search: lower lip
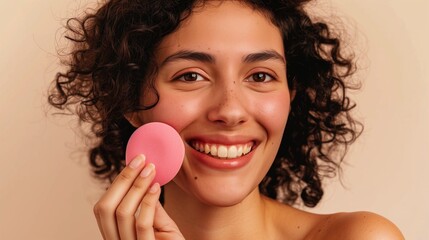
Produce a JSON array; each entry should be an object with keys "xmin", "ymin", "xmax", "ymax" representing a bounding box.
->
[{"xmin": 189, "ymin": 146, "xmax": 255, "ymax": 170}]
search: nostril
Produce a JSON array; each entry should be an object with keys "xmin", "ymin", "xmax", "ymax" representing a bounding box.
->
[{"xmin": 205, "ymin": 84, "xmax": 249, "ymax": 123}]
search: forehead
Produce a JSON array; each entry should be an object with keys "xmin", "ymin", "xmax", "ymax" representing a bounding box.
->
[{"xmin": 155, "ymin": 1, "xmax": 284, "ymax": 61}]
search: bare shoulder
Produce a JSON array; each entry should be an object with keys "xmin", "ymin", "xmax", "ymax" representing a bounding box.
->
[
  {"xmin": 308, "ymin": 211, "xmax": 405, "ymax": 240},
  {"xmin": 264, "ymin": 197, "xmax": 404, "ymax": 240}
]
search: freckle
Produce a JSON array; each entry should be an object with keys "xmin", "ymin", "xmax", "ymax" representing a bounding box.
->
[
  {"xmin": 194, "ymin": 176, "xmax": 198, "ymax": 180},
  {"xmin": 297, "ymin": 225, "xmax": 301, "ymax": 229}
]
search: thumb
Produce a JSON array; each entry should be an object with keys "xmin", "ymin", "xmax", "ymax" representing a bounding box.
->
[
  {"xmin": 153, "ymin": 201, "xmax": 185, "ymax": 239},
  {"xmin": 153, "ymin": 201, "xmax": 181, "ymax": 232}
]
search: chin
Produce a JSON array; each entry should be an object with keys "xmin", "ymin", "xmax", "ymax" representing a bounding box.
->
[{"xmin": 190, "ymin": 178, "xmax": 258, "ymax": 207}]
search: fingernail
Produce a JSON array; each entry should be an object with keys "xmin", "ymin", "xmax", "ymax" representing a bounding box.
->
[
  {"xmin": 140, "ymin": 163, "xmax": 155, "ymax": 177},
  {"xmin": 149, "ymin": 182, "xmax": 160, "ymax": 193},
  {"xmin": 129, "ymin": 155, "xmax": 145, "ymax": 169}
]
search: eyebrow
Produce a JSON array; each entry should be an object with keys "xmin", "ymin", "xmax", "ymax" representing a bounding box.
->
[
  {"xmin": 160, "ymin": 50, "xmax": 215, "ymax": 66},
  {"xmin": 242, "ymin": 50, "xmax": 285, "ymax": 65},
  {"xmin": 160, "ymin": 49, "xmax": 285, "ymax": 66}
]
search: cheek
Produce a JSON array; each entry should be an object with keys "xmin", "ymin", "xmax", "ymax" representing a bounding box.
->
[
  {"xmin": 142, "ymin": 92, "xmax": 204, "ymax": 131},
  {"xmin": 254, "ymin": 91, "xmax": 290, "ymax": 134}
]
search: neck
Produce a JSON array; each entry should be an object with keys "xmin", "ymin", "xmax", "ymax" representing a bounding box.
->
[{"xmin": 163, "ymin": 182, "xmax": 274, "ymax": 240}]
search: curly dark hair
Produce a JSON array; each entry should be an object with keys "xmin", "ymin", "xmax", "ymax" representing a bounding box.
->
[{"xmin": 48, "ymin": 0, "xmax": 362, "ymax": 207}]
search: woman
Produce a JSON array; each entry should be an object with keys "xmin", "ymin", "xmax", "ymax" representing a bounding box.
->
[{"xmin": 49, "ymin": 0, "xmax": 404, "ymax": 239}]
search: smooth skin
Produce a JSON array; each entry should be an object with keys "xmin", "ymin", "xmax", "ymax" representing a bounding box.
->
[{"xmin": 94, "ymin": 1, "xmax": 404, "ymax": 239}]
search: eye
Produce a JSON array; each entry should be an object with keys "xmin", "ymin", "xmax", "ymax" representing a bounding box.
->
[
  {"xmin": 174, "ymin": 72, "xmax": 205, "ymax": 82},
  {"xmin": 247, "ymin": 72, "xmax": 275, "ymax": 82}
]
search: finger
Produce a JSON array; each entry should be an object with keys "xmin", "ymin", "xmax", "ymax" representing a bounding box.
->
[
  {"xmin": 153, "ymin": 202, "xmax": 185, "ymax": 240},
  {"xmin": 93, "ymin": 210, "xmax": 107, "ymax": 240},
  {"xmin": 153, "ymin": 201, "xmax": 180, "ymax": 232},
  {"xmin": 117, "ymin": 163, "xmax": 156, "ymax": 240},
  {"xmin": 136, "ymin": 182, "xmax": 161, "ymax": 240},
  {"xmin": 94, "ymin": 155, "xmax": 146, "ymax": 240}
]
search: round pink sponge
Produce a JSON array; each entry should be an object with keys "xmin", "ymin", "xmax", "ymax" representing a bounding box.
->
[{"xmin": 125, "ymin": 122, "xmax": 185, "ymax": 186}]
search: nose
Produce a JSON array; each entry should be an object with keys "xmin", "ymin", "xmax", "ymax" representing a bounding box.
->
[{"xmin": 207, "ymin": 84, "xmax": 249, "ymax": 127}]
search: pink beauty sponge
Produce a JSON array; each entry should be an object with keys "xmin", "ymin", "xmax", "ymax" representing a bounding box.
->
[{"xmin": 125, "ymin": 122, "xmax": 185, "ymax": 186}]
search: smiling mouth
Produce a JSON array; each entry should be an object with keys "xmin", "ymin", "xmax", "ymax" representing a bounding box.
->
[{"xmin": 190, "ymin": 141, "xmax": 254, "ymax": 159}]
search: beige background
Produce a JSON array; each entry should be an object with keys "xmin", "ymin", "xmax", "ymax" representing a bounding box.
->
[{"xmin": 1, "ymin": 0, "xmax": 428, "ymax": 239}]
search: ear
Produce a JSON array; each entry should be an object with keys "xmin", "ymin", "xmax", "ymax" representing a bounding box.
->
[
  {"xmin": 289, "ymin": 89, "xmax": 296, "ymax": 113},
  {"xmin": 124, "ymin": 112, "xmax": 144, "ymax": 128},
  {"xmin": 289, "ymin": 89, "xmax": 296, "ymax": 102}
]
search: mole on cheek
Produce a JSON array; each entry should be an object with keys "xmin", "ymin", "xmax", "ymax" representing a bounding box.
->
[{"xmin": 194, "ymin": 176, "xmax": 198, "ymax": 180}]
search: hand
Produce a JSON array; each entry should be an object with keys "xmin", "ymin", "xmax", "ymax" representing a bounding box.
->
[{"xmin": 93, "ymin": 155, "xmax": 185, "ymax": 240}]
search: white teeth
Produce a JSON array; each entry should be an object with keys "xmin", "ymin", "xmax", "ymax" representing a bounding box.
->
[
  {"xmin": 210, "ymin": 145, "xmax": 217, "ymax": 156},
  {"xmin": 245, "ymin": 145, "xmax": 251, "ymax": 153},
  {"xmin": 192, "ymin": 142, "xmax": 253, "ymax": 159},
  {"xmin": 218, "ymin": 145, "xmax": 228, "ymax": 158},
  {"xmin": 227, "ymin": 146, "xmax": 237, "ymax": 158},
  {"xmin": 237, "ymin": 146, "xmax": 243, "ymax": 156}
]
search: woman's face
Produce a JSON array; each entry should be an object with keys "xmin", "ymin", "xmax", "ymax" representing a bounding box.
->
[{"xmin": 133, "ymin": 1, "xmax": 291, "ymax": 206}]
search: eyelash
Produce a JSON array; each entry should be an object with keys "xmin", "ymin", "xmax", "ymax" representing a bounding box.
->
[
  {"xmin": 173, "ymin": 71, "xmax": 276, "ymax": 82},
  {"xmin": 173, "ymin": 72, "xmax": 205, "ymax": 82},
  {"xmin": 246, "ymin": 72, "xmax": 275, "ymax": 83}
]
